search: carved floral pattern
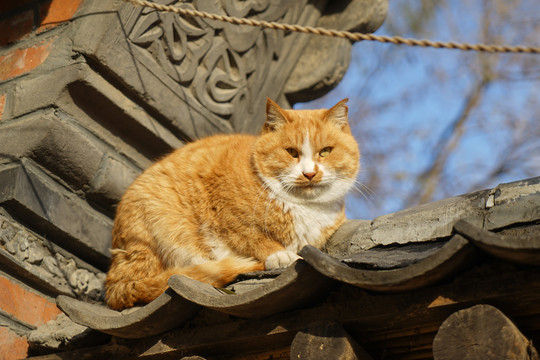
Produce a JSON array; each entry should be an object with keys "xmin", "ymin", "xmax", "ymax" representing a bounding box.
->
[
  {"xmin": 130, "ymin": 1, "xmax": 214, "ymax": 84},
  {"xmin": 128, "ymin": 0, "xmax": 288, "ymax": 125}
]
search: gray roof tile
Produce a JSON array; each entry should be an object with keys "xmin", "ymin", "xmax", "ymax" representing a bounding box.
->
[
  {"xmin": 55, "ymin": 176, "xmax": 540, "ymax": 343},
  {"xmin": 300, "ymin": 235, "xmax": 476, "ymax": 292},
  {"xmin": 57, "ymin": 289, "xmax": 199, "ymax": 338}
]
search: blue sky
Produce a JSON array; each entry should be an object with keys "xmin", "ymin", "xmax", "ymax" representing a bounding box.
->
[{"xmin": 295, "ymin": 0, "xmax": 540, "ymax": 219}]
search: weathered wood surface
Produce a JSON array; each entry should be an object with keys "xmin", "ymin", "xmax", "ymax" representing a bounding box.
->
[
  {"xmin": 299, "ymin": 235, "xmax": 478, "ymax": 292},
  {"xmin": 290, "ymin": 321, "xmax": 372, "ymax": 360},
  {"xmin": 32, "ymin": 265, "xmax": 540, "ymax": 360},
  {"xmin": 433, "ymin": 304, "xmax": 539, "ymax": 360}
]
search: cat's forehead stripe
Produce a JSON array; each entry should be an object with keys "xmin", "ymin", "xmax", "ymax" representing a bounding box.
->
[
  {"xmin": 301, "ymin": 131, "xmax": 312, "ymax": 154},
  {"xmin": 300, "ymin": 131, "xmax": 316, "ymax": 173}
]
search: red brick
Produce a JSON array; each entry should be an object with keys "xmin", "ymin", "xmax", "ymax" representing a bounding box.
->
[
  {"xmin": 0, "ymin": 276, "xmax": 61, "ymax": 328},
  {"xmin": 0, "ymin": 94, "xmax": 6, "ymax": 121},
  {"xmin": 38, "ymin": 0, "xmax": 83, "ymax": 32},
  {"xmin": 0, "ymin": 38, "xmax": 55, "ymax": 81},
  {"xmin": 0, "ymin": 11, "xmax": 34, "ymax": 46},
  {"xmin": 0, "ymin": 327, "xmax": 29, "ymax": 360}
]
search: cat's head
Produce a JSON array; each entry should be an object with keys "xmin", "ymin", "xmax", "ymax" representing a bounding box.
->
[{"xmin": 252, "ymin": 98, "xmax": 360, "ymax": 204}]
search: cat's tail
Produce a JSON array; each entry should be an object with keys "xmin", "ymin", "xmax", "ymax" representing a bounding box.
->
[
  {"xmin": 172, "ymin": 256, "xmax": 265, "ymax": 288},
  {"xmin": 105, "ymin": 256, "xmax": 264, "ymax": 310}
]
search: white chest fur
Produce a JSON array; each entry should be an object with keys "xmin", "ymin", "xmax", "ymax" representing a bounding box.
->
[{"xmin": 283, "ymin": 201, "xmax": 342, "ymax": 252}]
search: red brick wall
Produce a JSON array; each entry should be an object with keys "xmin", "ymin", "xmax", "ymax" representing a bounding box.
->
[
  {"xmin": 0, "ymin": 93, "xmax": 5, "ymax": 120},
  {"xmin": 0, "ymin": 327, "xmax": 29, "ymax": 360},
  {"xmin": 0, "ymin": 1, "xmax": 83, "ymax": 358},
  {"xmin": 0, "ymin": 0, "xmax": 82, "ymax": 47},
  {"xmin": 0, "ymin": 275, "xmax": 62, "ymax": 360},
  {"xmin": 0, "ymin": 38, "xmax": 55, "ymax": 82},
  {"xmin": 0, "ymin": 276, "xmax": 62, "ymax": 328},
  {"xmin": 0, "ymin": 0, "xmax": 83, "ymax": 81}
]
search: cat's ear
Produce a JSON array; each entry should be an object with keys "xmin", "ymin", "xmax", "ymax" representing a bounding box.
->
[
  {"xmin": 263, "ymin": 98, "xmax": 288, "ymax": 133},
  {"xmin": 327, "ymin": 98, "xmax": 349, "ymax": 129}
]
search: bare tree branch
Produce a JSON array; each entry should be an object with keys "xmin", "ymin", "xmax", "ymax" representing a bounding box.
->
[{"xmin": 404, "ymin": 77, "xmax": 490, "ymax": 207}]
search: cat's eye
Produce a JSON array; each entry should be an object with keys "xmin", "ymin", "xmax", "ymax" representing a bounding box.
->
[
  {"xmin": 319, "ymin": 147, "xmax": 333, "ymax": 157},
  {"xmin": 286, "ymin": 148, "xmax": 299, "ymax": 158}
]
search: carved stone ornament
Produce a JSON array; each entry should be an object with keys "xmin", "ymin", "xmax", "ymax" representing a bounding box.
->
[
  {"xmin": 121, "ymin": 0, "xmax": 325, "ymax": 136},
  {"xmin": 71, "ymin": 0, "xmax": 387, "ymax": 138},
  {"xmin": 0, "ymin": 215, "xmax": 105, "ymax": 302},
  {"xmin": 129, "ymin": 0, "xmax": 287, "ymax": 124}
]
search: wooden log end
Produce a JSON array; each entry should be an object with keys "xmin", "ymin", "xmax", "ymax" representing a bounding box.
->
[{"xmin": 433, "ymin": 304, "xmax": 539, "ymax": 360}]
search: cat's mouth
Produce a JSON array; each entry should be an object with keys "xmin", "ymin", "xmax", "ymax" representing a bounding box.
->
[
  {"xmin": 291, "ymin": 182, "xmax": 328, "ymax": 196},
  {"xmin": 295, "ymin": 181, "xmax": 320, "ymax": 189}
]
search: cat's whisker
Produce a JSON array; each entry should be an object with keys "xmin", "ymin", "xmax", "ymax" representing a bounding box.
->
[
  {"xmin": 356, "ymin": 182, "xmax": 375, "ymax": 199},
  {"xmin": 346, "ymin": 178, "xmax": 375, "ymax": 199},
  {"xmin": 317, "ymin": 174, "xmax": 375, "ymax": 203},
  {"xmin": 339, "ymin": 178, "xmax": 374, "ymax": 200}
]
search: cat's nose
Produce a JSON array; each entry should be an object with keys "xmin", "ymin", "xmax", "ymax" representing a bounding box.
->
[{"xmin": 303, "ymin": 172, "xmax": 316, "ymax": 181}]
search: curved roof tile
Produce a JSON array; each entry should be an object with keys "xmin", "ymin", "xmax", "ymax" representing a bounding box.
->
[
  {"xmin": 454, "ymin": 220, "xmax": 540, "ymax": 266},
  {"xmin": 56, "ymin": 289, "xmax": 199, "ymax": 338},
  {"xmin": 299, "ymin": 235, "xmax": 478, "ymax": 292},
  {"xmin": 168, "ymin": 260, "xmax": 336, "ymax": 318}
]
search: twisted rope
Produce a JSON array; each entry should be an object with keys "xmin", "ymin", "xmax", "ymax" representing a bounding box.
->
[{"xmin": 122, "ymin": 0, "xmax": 540, "ymax": 54}]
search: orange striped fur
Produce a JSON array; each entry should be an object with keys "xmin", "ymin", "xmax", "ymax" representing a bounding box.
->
[{"xmin": 105, "ymin": 99, "xmax": 360, "ymax": 309}]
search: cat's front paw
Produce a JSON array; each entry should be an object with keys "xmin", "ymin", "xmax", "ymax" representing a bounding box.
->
[{"xmin": 265, "ymin": 250, "xmax": 301, "ymax": 270}]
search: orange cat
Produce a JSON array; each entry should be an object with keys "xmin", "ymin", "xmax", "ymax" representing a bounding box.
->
[{"xmin": 105, "ymin": 99, "xmax": 360, "ymax": 309}]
